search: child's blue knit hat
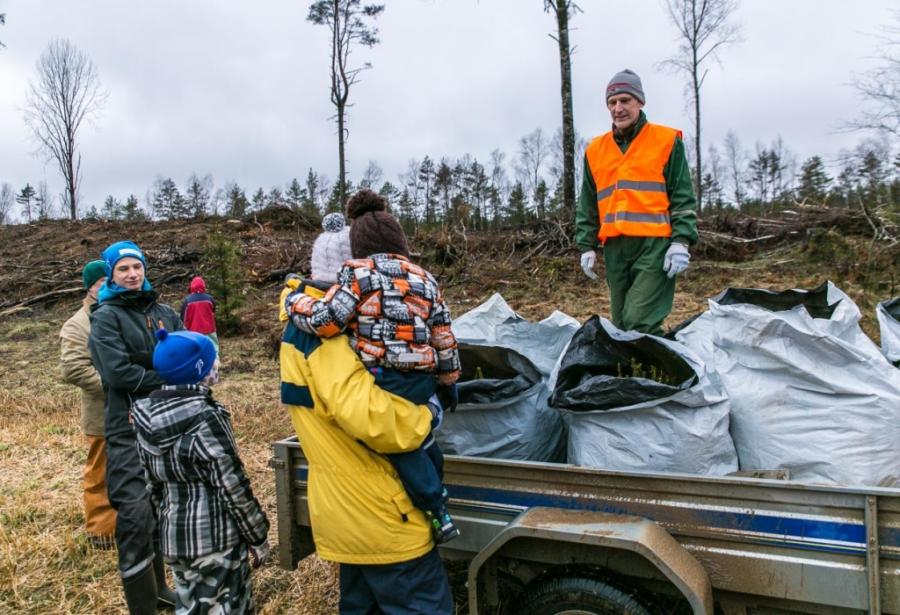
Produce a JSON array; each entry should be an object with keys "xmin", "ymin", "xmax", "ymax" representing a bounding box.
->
[{"xmin": 152, "ymin": 329, "xmax": 217, "ymax": 385}]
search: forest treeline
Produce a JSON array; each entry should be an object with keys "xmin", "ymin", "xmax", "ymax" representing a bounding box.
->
[{"xmin": 3, "ymin": 128, "xmax": 897, "ymax": 232}]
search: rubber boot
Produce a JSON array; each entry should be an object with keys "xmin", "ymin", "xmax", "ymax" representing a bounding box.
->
[
  {"xmin": 122, "ymin": 566, "xmax": 158, "ymax": 615},
  {"xmin": 153, "ymin": 552, "xmax": 178, "ymax": 610}
]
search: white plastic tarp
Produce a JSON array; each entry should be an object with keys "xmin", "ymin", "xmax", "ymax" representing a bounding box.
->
[
  {"xmin": 437, "ymin": 294, "xmax": 579, "ymax": 462},
  {"xmin": 677, "ymin": 282, "xmax": 900, "ymax": 487},
  {"xmin": 877, "ymin": 298, "xmax": 900, "ymax": 366},
  {"xmin": 554, "ymin": 317, "xmax": 738, "ymax": 476}
]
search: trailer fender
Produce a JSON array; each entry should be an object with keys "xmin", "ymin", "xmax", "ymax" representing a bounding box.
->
[{"xmin": 466, "ymin": 507, "xmax": 713, "ymax": 615}]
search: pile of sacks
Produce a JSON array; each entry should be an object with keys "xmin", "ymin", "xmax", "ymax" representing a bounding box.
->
[
  {"xmin": 446, "ymin": 286, "xmax": 900, "ymax": 488},
  {"xmin": 671, "ymin": 282, "xmax": 900, "ymax": 487}
]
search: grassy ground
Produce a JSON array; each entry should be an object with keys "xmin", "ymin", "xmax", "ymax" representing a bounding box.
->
[
  {"xmin": 0, "ymin": 320, "xmax": 338, "ymax": 614},
  {"xmin": 0, "ymin": 237, "xmax": 893, "ymax": 613}
]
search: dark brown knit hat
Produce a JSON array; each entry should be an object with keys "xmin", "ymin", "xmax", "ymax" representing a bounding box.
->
[{"xmin": 346, "ymin": 189, "xmax": 410, "ymax": 259}]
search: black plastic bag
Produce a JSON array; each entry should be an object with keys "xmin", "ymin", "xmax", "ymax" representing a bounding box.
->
[
  {"xmin": 456, "ymin": 344, "xmax": 541, "ymax": 404},
  {"xmin": 551, "ymin": 316, "xmax": 696, "ymax": 412}
]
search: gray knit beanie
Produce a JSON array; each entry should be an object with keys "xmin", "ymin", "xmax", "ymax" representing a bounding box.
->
[{"xmin": 606, "ymin": 69, "xmax": 645, "ymax": 104}]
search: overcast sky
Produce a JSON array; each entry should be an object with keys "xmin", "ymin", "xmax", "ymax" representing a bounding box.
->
[{"xmin": 0, "ymin": 1, "xmax": 895, "ymax": 216}]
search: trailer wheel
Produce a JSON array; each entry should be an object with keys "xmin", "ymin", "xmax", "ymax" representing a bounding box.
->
[{"xmin": 513, "ymin": 576, "xmax": 651, "ymax": 615}]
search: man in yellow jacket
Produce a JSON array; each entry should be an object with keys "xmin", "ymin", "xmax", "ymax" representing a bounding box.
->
[
  {"xmin": 279, "ymin": 278, "xmax": 453, "ymax": 613},
  {"xmin": 59, "ymin": 260, "xmax": 116, "ymax": 548}
]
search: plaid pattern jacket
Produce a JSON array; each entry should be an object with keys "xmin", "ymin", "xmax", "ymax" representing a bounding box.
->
[
  {"xmin": 132, "ymin": 385, "xmax": 269, "ymax": 559},
  {"xmin": 285, "ymin": 253, "xmax": 461, "ymax": 385}
]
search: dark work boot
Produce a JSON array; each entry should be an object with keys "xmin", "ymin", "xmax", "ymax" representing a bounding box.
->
[
  {"xmin": 122, "ymin": 566, "xmax": 158, "ymax": 615},
  {"xmin": 153, "ymin": 552, "xmax": 178, "ymax": 610}
]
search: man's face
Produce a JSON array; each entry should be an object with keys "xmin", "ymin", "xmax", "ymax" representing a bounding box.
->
[
  {"xmin": 87, "ymin": 276, "xmax": 107, "ymax": 301},
  {"xmin": 111, "ymin": 257, "xmax": 145, "ymax": 290},
  {"xmin": 607, "ymin": 93, "xmax": 643, "ymax": 131}
]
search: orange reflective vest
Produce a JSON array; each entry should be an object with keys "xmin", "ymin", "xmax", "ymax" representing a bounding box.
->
[{"xmin": 585, "ymin": 123, "xmax": 680, "ymax": 244}]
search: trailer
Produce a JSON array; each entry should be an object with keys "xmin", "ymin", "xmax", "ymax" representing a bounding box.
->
[{"xmin": 270, "ymin": 436, "xmax": 900, "ymax": 614}]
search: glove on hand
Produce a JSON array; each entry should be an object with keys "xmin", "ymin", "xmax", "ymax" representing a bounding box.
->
[
  {"xmin": 249, "ymin": 541, "xmax": 270, "ymax": 569},
  {"xmin": 662, "ymin": 242, "xmax": 690, "ymax": 278},
  {"xmin": 580, "ymin": 250, "xmax": 599, "ymax": 280},
  {"xmin": 438, "ymin": 383, "xmax": 459, "ymax": 414},
  {"xmin": 129, "ymin": 351, "xmax": 154, "ymax": 370}
]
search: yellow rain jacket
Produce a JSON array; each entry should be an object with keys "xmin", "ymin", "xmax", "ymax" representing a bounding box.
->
[{"xmin": 279, "ymin": 280, "xmax": 435, "ymax": 564}]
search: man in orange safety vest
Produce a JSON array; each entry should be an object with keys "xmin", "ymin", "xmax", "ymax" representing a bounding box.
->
[{"xmin": 576, "ymin": 69, "xmax": 698, "ymax": 335}]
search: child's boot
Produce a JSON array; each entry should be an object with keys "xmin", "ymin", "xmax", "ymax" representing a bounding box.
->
[{"xmin": 427, "ymin": 505, "xmax": 460, "ymax": 544}]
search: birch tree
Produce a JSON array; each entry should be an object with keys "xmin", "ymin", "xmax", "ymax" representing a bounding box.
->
[{"xmin": 661, "ymin": 0, "xmax": 740, "ymax": 215}]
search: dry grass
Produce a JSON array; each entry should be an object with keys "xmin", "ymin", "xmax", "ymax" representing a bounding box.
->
[
  {"xmin": 0, "ymin": 315, "xmax": 338, "ymax": 614},
  {"xmin": 0, "ymin": 239, "xmax": 892, "ymax": 613}
]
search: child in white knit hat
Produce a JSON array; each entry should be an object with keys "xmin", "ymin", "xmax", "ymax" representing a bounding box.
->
[{"xmin": 310, "ymin": 212, "xmax": 353, "ymax": 284}]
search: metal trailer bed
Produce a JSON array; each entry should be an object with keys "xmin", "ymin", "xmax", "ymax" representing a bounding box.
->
[{"xmin": 271, "ymin": 436, "xmax": 900, "ymax": 614}]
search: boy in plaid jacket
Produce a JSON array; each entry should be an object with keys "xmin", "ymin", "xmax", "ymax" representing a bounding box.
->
[
  {"xmin": 132, "ymin": 329, "xmax": 269, "ymax": 614},
  {"xmin": 285, "ymin": 189, "xmax": 461, "ymax": 542}
]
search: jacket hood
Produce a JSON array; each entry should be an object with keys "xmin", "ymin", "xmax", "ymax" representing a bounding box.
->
[
  {"xmin": 131, "ymin": 385, "xmax": 218, "ymax": 452},
  {"xmin": 189, "ymin": 276, "xmax": 206, "ymax": 293}
]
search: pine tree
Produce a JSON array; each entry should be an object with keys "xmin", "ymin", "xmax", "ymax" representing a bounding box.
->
[
  {"xmin": 250, "ymin": 188, "xmax": 266, "ymax": 212},
  {"xmin": 286, "ymin": 178, "xmax": 306, "ymax": 211},
  {"xmin": 202, "ymin": 231, "xmax": 244, "ymax": 334},
  {"xmin": 16, "ymin": 184, "xmax": 36, "ymax": 223},
  {"xmin": 302, "ymin": 169, "xmax": 322, "ymax": 218},
  {"xmin": 506, "ymin": 182, "xmax": 527, "ymax": 225},
  {"xmin": 225, "ymin": 183, "xmax": 249, "ymax": 217},
  {"xmin": 533, "ymin": 179, "xmax": 549, "ymax": 220},
  {"xmin": 796, "ymin": 156, "xmax": 832, "ymax": 205},
  {"xmin": 325, "ymin": 179, "xmax": 352, "ymax": 213},
  {"xmin": 267, "ymin": 187, "xmax": 285, "ymax": 208},
  {"xmin": 102, "ymin": 195, "xmax": 122, "ymax": 220},
  {"xmin": 418, "ymin": 157, "xmax": 436, "ymax": 225},
  {"xmin": 122, "ymin": 194, "xmax": 147, "ymax": 221},
  {"xmin": 185, "ymin": 173, "xmax": 212, "ymax": 217},
  {"xmin": 151, "ymin": 177, "xmax": 188, "ymax": 219}
]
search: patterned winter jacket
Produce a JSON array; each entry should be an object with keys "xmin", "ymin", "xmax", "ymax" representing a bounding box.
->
[
  {"xmin": 285, "ymin": 253, "xmax": 461, "ymax": 385},
  {"xmin": 132, "ymin": 385, "xmax": 269, "ymax": 559}
]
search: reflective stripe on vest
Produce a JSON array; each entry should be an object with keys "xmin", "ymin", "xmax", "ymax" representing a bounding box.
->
[{"xmin": 585, "ymin": 123, "xmax": 680, "ymax": 243}]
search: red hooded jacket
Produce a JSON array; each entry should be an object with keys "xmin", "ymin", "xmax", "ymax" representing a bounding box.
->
[{"xmin": 180, "ymin": 276, "xmax": 217, "ymax": 334}]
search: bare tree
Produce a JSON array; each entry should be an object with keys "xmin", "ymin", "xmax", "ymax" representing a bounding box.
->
[
  {"xmin": 0, "ymin": 13, "xmax": 6, "ymax": 49},
  {"xmin": 24, "ymin": 39, "xmax": 107, "ymax": 220},
  {"xmin": 846, "ymin": 10, "xmax": 900, "ymax": 138},
  {"xmin": 543, "ymin": 1, "xmax": 581, "ymax": 216},
  {"xmin": 660, "ymin": 0, "xmax": 741, "ymax": 215},
  {"xmin": 360, "ymin": 159, "xmax": 383, "ymax": 188},
  {"xmin": 307, "ymin": 0, "xmax": 384, "ymax": 207},
  {"xmin": 35, "ymin": 180, "xmax": 54, "ymax": 220},
  {"xmin": 723, "ymin": 130, "xmax": 746, "ymax": 207},
  {"xmin": 515, "ymin": 128, "xmax": 551, "ymax": 213},
  {"xmin": 0, "ymin": 183, "xmax": 14, "ymax": 224}
]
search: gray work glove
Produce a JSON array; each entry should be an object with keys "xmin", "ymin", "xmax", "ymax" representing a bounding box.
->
[
  {"xmin": 580, "ymin": 250, "xmax": 599, "ymax": 280},
  {"xmin": 662, "ymin": 242, "xmax": 690, "ymax": 278}
]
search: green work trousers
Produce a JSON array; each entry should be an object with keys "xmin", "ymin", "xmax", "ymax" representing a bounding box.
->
[{"xmin": 603, "ymin": 236, "xmax": 675, "ymax": 336}]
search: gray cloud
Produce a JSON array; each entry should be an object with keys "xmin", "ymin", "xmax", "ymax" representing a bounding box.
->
[{"xmin": 0, "ymin": 0, "xmax": 894, "ymax": 215}]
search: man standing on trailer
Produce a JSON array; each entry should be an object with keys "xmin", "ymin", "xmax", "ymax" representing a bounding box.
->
[{"xmin": 576, "ymin": 69, "xmax": 698, "ymax": 335}]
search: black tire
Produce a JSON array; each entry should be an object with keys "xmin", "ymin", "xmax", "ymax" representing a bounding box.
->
[{"xmin": 514, "ymin": 576, "xmax": 652, "ymax": 615}]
